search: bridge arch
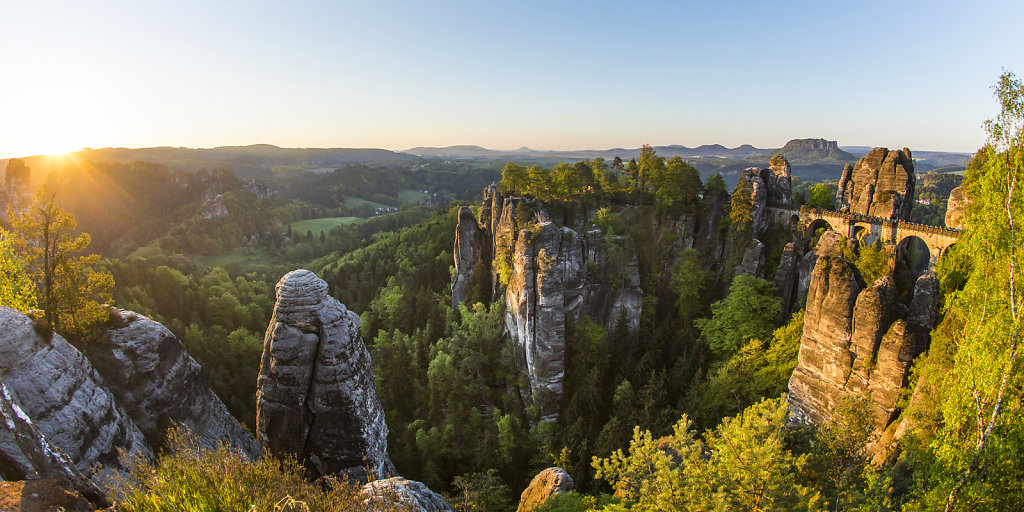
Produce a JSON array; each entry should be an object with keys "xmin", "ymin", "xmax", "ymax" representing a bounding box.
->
[
  {"xmin": 897, "ymin": 235, "xmax": 932, "ymax": 276},
  {"xmin": 806, "ymin": 218, "xmax": 834, "ymax": 241}
]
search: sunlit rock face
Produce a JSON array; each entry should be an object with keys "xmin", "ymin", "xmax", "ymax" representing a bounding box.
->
[
  {"xmin": 86, "ymin": 309, "xmax": 259, "ymax": 459},
  {"xmin": 836, "ymin": 147, "xmax": 916, "ymax": 220},
  {"xmin": 0, "ymin": 307, "xmax": 150, "ymax": 483},
  {"xmin": 517, "ymin": 467, "xmax": 575, "ymax": 512},
  {"xmin": 944, "ymin": 184, "xmax": 970, "ymax": 229},
  {"xmin": 256, "ymin": 269, "xmax": 394, "ymax": 482},
  {"xmin": 787, "ymin": 249, "xmax": 940, "ymax": 432},
  {"xmin": 360, "ymin": 477, "xmax": 454, "ymax": 512}
]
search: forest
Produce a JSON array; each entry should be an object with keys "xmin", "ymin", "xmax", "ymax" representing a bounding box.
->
[{"xmin": 0, "ymin": 75, "xmax": 1017, "ymax": 512}]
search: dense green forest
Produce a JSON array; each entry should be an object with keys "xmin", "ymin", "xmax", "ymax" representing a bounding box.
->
[{"xmin": 0, "ymin": 75, "xmax": 1015, "ymax": 511}]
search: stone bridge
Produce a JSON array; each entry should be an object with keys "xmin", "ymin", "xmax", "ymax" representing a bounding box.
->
[{"xmin": 765, "ymin": 206, "xmax": 961, "ymax": 268}]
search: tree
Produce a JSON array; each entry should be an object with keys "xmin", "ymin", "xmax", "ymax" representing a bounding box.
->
[
  {"xmin": 656, "ymin": 156, "xmax": 703, "ymax": 212},
  {"xmin": 7, "ymin": 188, "xmax": 113, "ymax": 337},
  {"xmin": 906, "ymin": 71, "xmax": 1024, "ymax": 511},
  {"xmin": 637, "ymin": 144, "xmax": 665, "ymax": 201},
  {"xmin": 0, "ymin": 229, "xmax": 36, "ymax": 311},
  {"xmin": 807, "ymin": 183, "xmax": 836, "ymax": 209},
  {"xmin": 696, "ymin": 274, "xmax": 781, "ymax": 355}
]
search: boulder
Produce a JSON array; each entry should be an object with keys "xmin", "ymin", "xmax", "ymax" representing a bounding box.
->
[
  {"xmin": 517, "ymin": 467, "xmax": 574, "ymax": 512},
  {"xmin": 836, "ymin": 147, "xmax": 916, "ymax": 220},
  {"xmin": 256, "ymin": 270, "xmax": 394, "ymax": 481},
  {"xmin": 86, "ymin": 309, "xmax": 259, "ymax": 458},
  {"xmin": 0, "ymin": 307, "xmax": 150, "ymax": 483},
  {"xmin": 360, "ymin": 477, "xmax": 453, "ymax": 512}
]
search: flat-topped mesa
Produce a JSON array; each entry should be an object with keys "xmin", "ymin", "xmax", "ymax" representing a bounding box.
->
[
  {"xmin": 86, "ymin": 309, "xmax": 259, "ymax": 459},
  {"xmin": 256, "ymin": 269, "xmax": 394, "ymax": 482},
  {"xmin": 836, "ymin": 147, "xmax": 916, "ymax": 220}
]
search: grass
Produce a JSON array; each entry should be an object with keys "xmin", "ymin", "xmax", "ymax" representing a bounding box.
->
[
  {"xmin": 194, "ymin": 247, "xmax": 271, "ymax": 268},
  {"xmin": 397, "ymin": 189, "xmax": 430, "ymax": 203},
  {"xmin": 343, "ymin": 197, "xmax": 391, "ymax": 209},
  {"xmin": 290, "ymin": 217, "xmax": 363, "ymax": 236}
]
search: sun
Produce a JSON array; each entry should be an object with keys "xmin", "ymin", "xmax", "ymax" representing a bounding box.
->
[{"xmin": 3, "ymin": 84, "xmax": 109, "ymax": 157}]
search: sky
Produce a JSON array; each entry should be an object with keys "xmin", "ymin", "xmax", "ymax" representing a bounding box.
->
[{"xmin": 2, "ymin": 0, "xmax": 1023, "ymax": 158}]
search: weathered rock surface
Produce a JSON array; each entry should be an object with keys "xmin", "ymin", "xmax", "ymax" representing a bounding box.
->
[
  {"xmin": 86, "ymin": 309, "xmax": 259, "ymax": 458},
  {"xmin": 741, "ymin": 168, "xmax": 770, "ymax": 239},
  {"xmin": 517, "ymin": 467, "xmax": 574, "ymax": 512},
  {"xmin": 945, "ymin": 184, "xmax": 970, "ymax": 229},
  {"xmin": 836, "ymin": 147, "xmax": 916, "ymax": 220},
  {"xmin": 737, "ymin": 239, "xmax": 766, "ymax": 278},
  {"xmin": 0, "ymin": 378, "xmax": 105, "ymax": 505},
  {"xmin": 766, "ymin": 154, "xmax": 794, "ymax": 206},
  {"xmin": 200, "ymin": 193, "xmax": 229, "ymax": 219},
  {"xmin": 0, "ymin": 307, "xmax": 150, "ymax": 483},
  {"xmin": 774, "ymin": 242, "xmax": 800, "ymax": 319},
  {"xmin": 256, "ymin": 270, "xmax": 394, "ymax": 481},
  {"xmin": 360, "ymin": 477, "xmax": 454, "ymax": 512},
  {"xmin": 452, "ymin": 205, "xmax": 488, "ymax": 308},
  {"xmin": 787, "ymin": 249, "xmax": 939, "ymax": 432},
  {"xmin": 16, "ymin": 478, "xmax": 94, "ymax": 512}
]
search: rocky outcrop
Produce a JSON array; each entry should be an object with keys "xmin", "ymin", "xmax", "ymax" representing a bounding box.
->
[
  {"xmin": 787, "ymin": 246, "xmax": 941, "ymax": 432},
  {"xmin": 200, "ymin": 194, "xmax": 228, "ymax": 219},
  {"xmin": 0, "ymin": 307, "xmax": 150, "ymax": 483},
  {"xmin": 452, "ymin": 206, "xmax": 488, "ymax": 309},
  {"xmin": 836, "ymin": 148, "xmax": 916, "ymax": 220},
  {"xmin": 86, "ymin": 309, "xmax": 259, "ymax": 458},
  {"xmin": 766, "ymin": 154, "xmax": 793, "ymax": 206},
  {"xmin": 741, "ymin": 168, "xmax": 769, "ymax": 239},
  {"xmin": 736, "ymin": 239, "xmax": 766, "ymax": 278},
  {"xmin": 945, "ymin": 184, "xmax": 970, "ymax": 229},
  {"xmin": 774, "ymin": 242, "xmax": 800, "ymax": 318},
  {"xmin": 778, "ymin": 138, "xmax": 855, "ymax": 163},
  {"xmin": 0, "ymin": 379, "xmax": 105, "ymax": 506},
  {"xmin": 517, "ymin": 467, "xmax": 574, "ymax": 512},
  {"xmin": 360, "ymin": 477, "xmax": 454, "ymax": 512},
  {"xmin": 256, "ymin": 270, "xmax": 394, "ymax": 481},
  {"xmin": 740, "ymin": 156, "xmax": 793, "ymax": 240}
]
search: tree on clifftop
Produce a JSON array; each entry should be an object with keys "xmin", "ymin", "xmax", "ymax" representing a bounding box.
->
[{"xmin": 7, "ymin": 188, "xmax": 113, "ymax": 338}]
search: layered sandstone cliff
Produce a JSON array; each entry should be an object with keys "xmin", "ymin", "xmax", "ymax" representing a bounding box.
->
[
  {"xmin": 787, "ymin": 235, "xmax": 939, "ymax": 431},
  {"xmin": 256, "ymin": 269, "xmax": 394, "ymax": 481},
  {"xmin": 0, "ymin": 307, "xmax": 151, "ymax": 483},
  {"xmin": 86, "ymin": 309, "xmax": 259, "ymax": 458},
  {"xmin": 836, "ymin": 147, "xmax": 916, "ymax": 220}
]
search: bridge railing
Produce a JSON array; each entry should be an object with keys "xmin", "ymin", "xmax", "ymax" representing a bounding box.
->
[{"xmin": 795, "ymin": 206, "xmax": 961, "ymax": 237}]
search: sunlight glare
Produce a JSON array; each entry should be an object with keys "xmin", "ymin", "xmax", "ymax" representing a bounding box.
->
[{"xmin": 6, "ymin": 83, "xmax": 108, "ymax": 157}]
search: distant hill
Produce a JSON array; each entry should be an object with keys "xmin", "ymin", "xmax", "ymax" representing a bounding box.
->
[
  {"xmin": 776, "ymin": 138, "xmax": 856, "ymax": 164},
  {"xmin": 3, "ymin": 144, "xmax": 418, "ymax": 182}
]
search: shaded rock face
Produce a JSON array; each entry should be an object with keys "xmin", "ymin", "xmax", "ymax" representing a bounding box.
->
[
  {"xmin": 0, "ymin": 307, "xmax": 150, "ymax": 483},
  {"xmin": 741, "ymin": 168, "xmax": 769, "ymax": 239},
  {"xmin": 256, "ymin": 270, "xmax": 394, "ymax": 481},
  {"xmin": 766, "ymin": 154, "xmax": 794, "ymax": 206},
  {"xmin": 86, "ymin": 309, "xmax": 259, "ymax": 459},
  {"xmin": 452, "ymin": 205, "xmax": 487, "ymax": 308},
  {"xmin": 836, "ymin": 147, "xmax": 916, "ymax": 220},
  {"xmin": 200, "ymin": 193, "xmax": 228, "ymax": 219},
  {"xmin": 945, "ymin": 184, "xmax": 970, "ymax": 229},
  {"xmin": 737, "ymin": 239, "xmax": 766, "ymax": 278},
  {"xmin": 360, "ymin": 477, "xmax": 454, "ymax": 512},
  {"xmin": 517, "ymin": 467, "xmax": 574, "ymax": 512},
  {"xmin": 787, "ymin": 250, "xmax": 940, "ymax": 431}
]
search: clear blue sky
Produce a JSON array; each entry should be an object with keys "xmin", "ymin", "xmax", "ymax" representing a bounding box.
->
[{"xmin": 2, "ymin": 0, "xmax": 1022, "ymax": 157}]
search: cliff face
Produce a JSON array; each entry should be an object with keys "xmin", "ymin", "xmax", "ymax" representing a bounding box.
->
[
  {"xmin": 836, "ymin": 147, "xmax": 916, "ymax": 220},
  {"xmin": 787, "ymin": 236, "xmax": 940, "ymax": 432},
  {"xmin": 256, "ymin": 269, "xmax": 394, "ymax": 481},
  {"xmin": 0, "ymin": 307, "xmax": 151, "ymax": 483},
  {"xmin": 945, "ymin": 184, "xmax": 970, "ymax": 229},
  {"xmin": 86, "ymin": 309, "xmax": 259, "ymax": 458}
]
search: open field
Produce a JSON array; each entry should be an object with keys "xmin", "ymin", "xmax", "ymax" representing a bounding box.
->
[
  {"xmin": 290, "ymin": 217, "xmax": 363, "ymax": 236},
  {"xmin": 397, "ymin": 189, "xmax": 431, "ymax": 202}
]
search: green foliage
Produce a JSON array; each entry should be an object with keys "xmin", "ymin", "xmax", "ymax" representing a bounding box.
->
[
  {"xmin": 668, "ymin": 249, "xmax": 705, "ymax": 325},
  {"xmin": 807, "ymin": 183, "xmax": 836, "ymax": 209},
  {"xmin": 805, "ymin": 397, "xmax": 876, "ymax": 510},
  {"xmin": 842, "ymin": 239, "xmax": 889, "ymax": 285},
  {"xmin": 593, "ymin": 397, "xmax": 822, "ymax": 512},
  {"xmin": 696, "ymin": 274, "xmax": 781, "ymax": 355},
  {"xmin": 451, "ymin": 469, "xmax": 513, "ymax": 512},
  {"xmin": 694, "ymin": 311, "xmax": 804, "ymax": 428},
  {"xmin": 7, "ymin": 189, "xmax": 114, "ymax": 338},
  {"xmin": 113, "ymin": 427, "xmax": 365, "ymax": 512},
  {"xmin": 0, "ymin": 228, "xmax": 36, "ymax": 311}
]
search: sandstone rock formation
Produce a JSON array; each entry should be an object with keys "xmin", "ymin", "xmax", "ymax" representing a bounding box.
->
[
  {"xmin": 945, "ymin": 184, "xmax": 970, "ymax": 229},
  {"xmin": 200, "ymin": 194, "xmax": 228, "ymax": 219},
  {"xmin": 766, "ymin": 154, "xmax": 793, "ymax": 206},
  {"xmin": 256, "ymin": 270, "xmax": 394, "ymax": 481},
  {"xmin": 0, "ymin": 307, "xmax": 150, "ymax": 483},
  {"xmin": 736, "ymin": 240, "xmax": 766, "ymax": 278},
  {"xmin": 787, "ymin": 248, "xmax": 940, "ymax": 432},
  {"xmin": 836, "ymin": 147, "xmax": 916, "ymax": 220},
  {"xmin": 452, "ymin": 206, "xmax": 488, "ymax": 308},
  {"xmin": 86, "ymin": 309, "xmax": 259, "ymax": 458},
  {"xmin": 360, "ymin": 477, "xmax": 454, "ymax": 512},
  {"xmin": 517, "ymin": 467, "xmax": 574, "ymax": 512}
]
